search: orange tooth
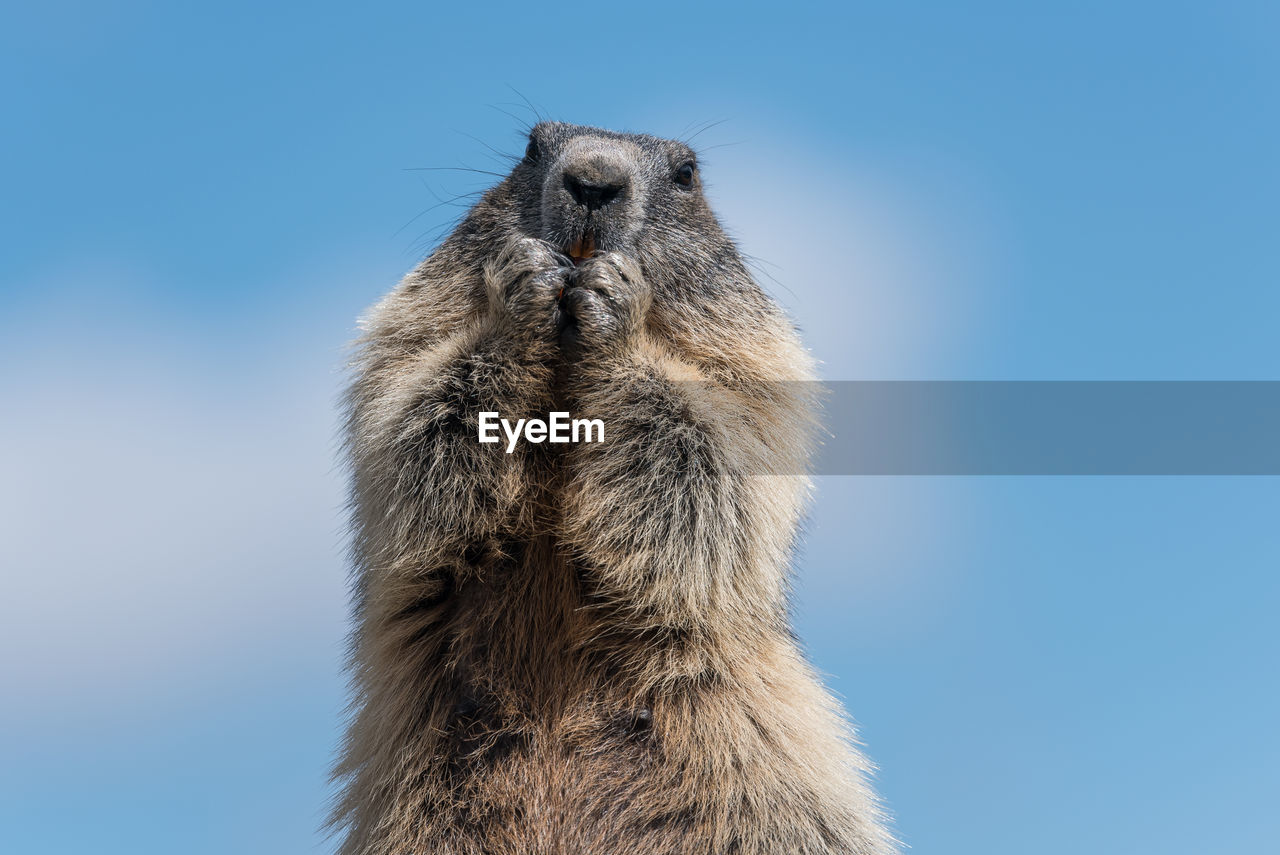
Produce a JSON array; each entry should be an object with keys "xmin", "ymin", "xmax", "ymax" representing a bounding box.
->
[{"xmin": 567, "ymin": 233, "xmax": 595, "ymax": 260}]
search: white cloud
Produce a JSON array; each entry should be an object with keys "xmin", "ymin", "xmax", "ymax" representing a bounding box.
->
[
  {"xmin": 703, "ymin": 136, "xmax": 1002, "ymax": 379},
  {"xmin": 0, "ymin": 273, "xmax": 353, "ymax": 719}
]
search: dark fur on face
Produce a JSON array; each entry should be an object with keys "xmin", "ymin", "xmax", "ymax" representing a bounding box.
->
[
  {"xmin": 516, "ymin": 122, "xmax": 705, "ymax": 264},
  {"xmin": 333, "ymin": 122, "xmax": 896, "ymax": 855}
]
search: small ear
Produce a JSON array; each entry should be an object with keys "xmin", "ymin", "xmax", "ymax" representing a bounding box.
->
[{"xmin": 525, "ymin": 122, "xmax": 552, "ymax": 162}]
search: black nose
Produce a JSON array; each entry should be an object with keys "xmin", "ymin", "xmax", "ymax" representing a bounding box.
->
[{"xmin": 563, "ymin": 172, "xmax": 625, "ymax": 211}]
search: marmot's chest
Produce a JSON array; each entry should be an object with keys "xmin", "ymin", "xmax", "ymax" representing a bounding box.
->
[
  {"xmin": 430, "ymin": 545, "xmax": 674, "ymax": 835},
  {"xmin": 414, "ymin": 542, "xmax": 826, "ymax": 852}
]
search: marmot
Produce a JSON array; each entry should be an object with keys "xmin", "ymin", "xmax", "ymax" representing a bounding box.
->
[{"xmin": 334, "ymin": 121, "xmax": 895, "ymax": 854}]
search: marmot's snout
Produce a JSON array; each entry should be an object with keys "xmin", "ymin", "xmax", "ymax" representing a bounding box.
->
[
  {"xmin": 562, "ymin": 162, "xmax": 628, "ymax": 212},
  {"xmin": 542, "ymin": 138, "xmax": 644, "ymax": 264}
]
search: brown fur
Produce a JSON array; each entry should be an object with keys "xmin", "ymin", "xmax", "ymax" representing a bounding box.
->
[{"xmin": 333, "ymin": 122, "xmax": 895, "ymax": 854}]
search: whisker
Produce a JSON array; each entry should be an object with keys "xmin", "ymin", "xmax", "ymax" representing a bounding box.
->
[
  {"xmin": 506, "ymin": 86, "xmax": 547, "ymax": 124},
  {"xmin": 683, "ymin": 117, "xmax": 731, "ymax": 146},
  {"xmin": 739, "ymin": 248, "xmax": 800, "ymax": 304},
  {"xmin": 489, "ymin": 102, "xmax": 534, "ymax": 129},
  {"xmin": 394, "ymin": 179, "xmax": 485, "ymax": 242},
  {"xmin": 696, "ymin": 140, "xmax": 747, "ymax": 154},
  {"xmin": 403, "ymin": 166, "xmax": 507, "ymax": 179},
  {"xmin": 455, "ymin": 130, "xmax": 521, "ymax": 167}
]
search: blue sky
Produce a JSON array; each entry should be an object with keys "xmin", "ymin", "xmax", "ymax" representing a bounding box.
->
[{"xmin": 2, "ymin": 2, "xmax": 1277, "ymax": 853}]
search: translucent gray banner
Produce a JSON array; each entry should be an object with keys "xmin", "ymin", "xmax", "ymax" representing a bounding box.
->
[{"xmin": 680, "ymin": 381, "xmax": 1280, "ymax": 475}]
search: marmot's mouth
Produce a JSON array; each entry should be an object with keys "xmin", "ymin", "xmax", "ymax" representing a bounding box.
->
[{"xmin": 564, "ymin": 232, "xmax": 596, "ymax": 267}]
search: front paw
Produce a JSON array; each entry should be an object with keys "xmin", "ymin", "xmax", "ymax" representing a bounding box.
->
[
  {"xmin": 560, "ymin": 252, "xmax": 651, "ymax": 356},
  {"xmin": 484, "ymin": 237, "xmax": 573, "ymax": 341}
]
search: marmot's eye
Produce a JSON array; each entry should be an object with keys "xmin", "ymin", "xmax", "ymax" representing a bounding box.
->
[
  {"xmin": 674, "ymin": 162, "xmax": 696, "ymax": 188},
  {"xmin": 525, "ymin": 136, "xmax": 540, "ymax": 162}
]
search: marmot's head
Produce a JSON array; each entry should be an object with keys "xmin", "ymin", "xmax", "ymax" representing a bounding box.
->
[{"xmin": 483, "ymin": 122, "xmax": 746, "ymax": 297}]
